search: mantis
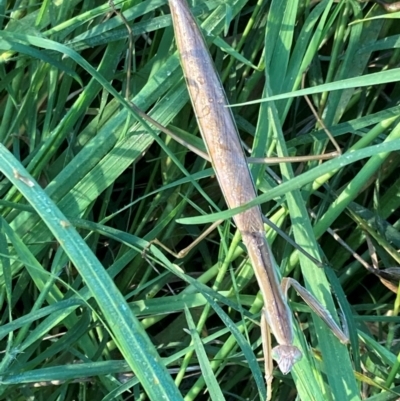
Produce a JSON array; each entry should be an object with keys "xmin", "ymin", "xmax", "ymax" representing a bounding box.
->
[
  {"xmin": 110, "ymin": 0, "xmax": 349, "ymax": 399},
  {"xmin": 167, "ymin": 0, "xmax": 349, "ymax": 398}
]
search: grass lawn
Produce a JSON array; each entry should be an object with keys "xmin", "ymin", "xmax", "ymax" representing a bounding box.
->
[{"xmin": 1, "ymin": 0, "xmax": 400, "ymax": 400}]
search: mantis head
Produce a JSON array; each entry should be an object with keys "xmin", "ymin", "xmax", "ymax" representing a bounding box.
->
[{"xmin": 271, "ymin": 345, "xmax": 303, "ymax": 374}]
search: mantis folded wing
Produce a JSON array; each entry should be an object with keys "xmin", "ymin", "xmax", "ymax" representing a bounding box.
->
[{"xmin": 167, "ymin": 0, "xmax": 349, "ymax": 398}]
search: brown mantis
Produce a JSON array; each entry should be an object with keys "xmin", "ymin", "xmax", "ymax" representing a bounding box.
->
[
  {"xmin": 111, "ymin": 0, "xmax": 349, "ymax": 399},
  {"xmin": 167, "ymin": 0, "xmax": 349, "ymax": 398}
]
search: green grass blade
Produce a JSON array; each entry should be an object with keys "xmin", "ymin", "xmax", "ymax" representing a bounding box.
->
[
  {"xmin": 184, "ymin": 306, "xmax": 226, "ymax": 401},
  {"xmin": 0, "ymin": 145, "xmax": 183, "ymax": 401}
]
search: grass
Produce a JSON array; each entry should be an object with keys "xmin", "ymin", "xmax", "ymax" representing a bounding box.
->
[{"xmin": 0, "ymin": 0, "xmax": 400, "ymax": 400}]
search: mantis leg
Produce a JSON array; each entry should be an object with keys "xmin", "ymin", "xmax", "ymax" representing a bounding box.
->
[
  {"xmin": 261, "ymin": 277, "xmax": 348, "ymax": 400},
  {"xmin": 261, "ymin": 311, "xmax": 273, "ymax": 401},
  {"xmin": 143, "ymin": 219, "xmax": 224, "ymax": 259},
  {"xmin": 280, "ymin": 277, "xmax": 349, "ymax": 344}
]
